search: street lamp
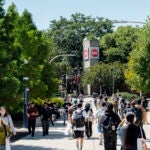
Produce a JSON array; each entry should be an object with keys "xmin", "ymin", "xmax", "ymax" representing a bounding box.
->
[
  {"xmin": 23, "ymin": 59, "xmax": 29, "ymax": 128},
  {"xmin": 111, "ymin": 64, "xmax": 115, "ymax": 95}
]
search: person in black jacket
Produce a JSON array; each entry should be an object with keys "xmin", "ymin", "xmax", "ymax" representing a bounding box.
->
[
  {"xmin": 124, "ymin": 112, "xmax": 146, "ymax": 150},
  {"xmin": 41, "ymin": 102, "xmax": 51, "ymax": 136},
  {"xmin": 99, "ymin": 103, "xmax": 121, "ymax": 150}
]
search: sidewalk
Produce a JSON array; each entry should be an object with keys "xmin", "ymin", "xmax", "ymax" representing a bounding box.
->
[{"xmin": 11, "ymin": 98, "xmax": 150, "ymax": 150}]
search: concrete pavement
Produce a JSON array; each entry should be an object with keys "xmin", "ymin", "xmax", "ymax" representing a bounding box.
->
[{"xmin": 11, "ymin": 97, "xmax": 150, "ymax": 150}]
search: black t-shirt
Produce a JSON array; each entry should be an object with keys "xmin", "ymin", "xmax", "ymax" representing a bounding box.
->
[{"xmin": 63, "ymin": 102, "xmax": 72, "ymax": 112}]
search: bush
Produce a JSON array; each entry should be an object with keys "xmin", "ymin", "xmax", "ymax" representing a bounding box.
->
[
  {"xmin": 118, "ymin": 92, "xmax": 139, "ymax": 100},
  {"xmin": 28, "ymin": 97, "xmax": 64, "ymax": 109},
  {"xmin": 50, "ymin": 97, "xmax": 64, "ymax": 108}
]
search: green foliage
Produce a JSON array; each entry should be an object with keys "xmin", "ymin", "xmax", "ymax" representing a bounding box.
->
[
  {"xmin": 48, "ymin": 13, "xmax": 113, "ymax": 67},
  {"xmin": 118, "ymin": 92, "xmax": 139, "ymax": 100},
  {"xmin": 100, "ymin": 26, "xmax": 139, "ymax": 63},
  {"xmin": 0, "ymin": 2, "xmax": 60, "ymax": 110},
  {"xmin": 125, "ymin": 19, "xmax": 150, "ymax": 93},
  {"xmin": 82, "ymin": 61, "xmax": 125, "ymax": 93},
  {"xmin": 50, "ymin": 97, "xmax": 64, "ymax": 108},
  {"xmin": 31, "ymin": 97, "xmax": 45, "ymax": 107},
  {"xmin": 31, "ymin": 97, "xmax": 64, "ymax": 109}
]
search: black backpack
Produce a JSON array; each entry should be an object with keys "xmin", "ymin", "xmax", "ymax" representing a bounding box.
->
[
  {"xmin": 74, "ymin": 110, "xmax": 85, "ymax": 128},
  {"xmin": 101, "ymin": 116, "xmax": 116, "ymax": 134}
]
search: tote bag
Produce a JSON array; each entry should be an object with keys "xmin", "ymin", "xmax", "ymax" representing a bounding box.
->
[
  {"xmin": 5, "ymin": 138, "xmax": 11, "ymax": 150},
  {"xmin": 137, "ymin": 127, "xmax": 148, "ymax": 150}
]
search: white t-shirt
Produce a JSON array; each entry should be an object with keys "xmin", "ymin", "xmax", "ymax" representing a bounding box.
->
[
  {"xmin": 95, "ymin": 107, "xmax": 107, "ymax": 118},
  {"xmin": 72, "ymin": 109, "xmax": 86, "ymax": 131}
]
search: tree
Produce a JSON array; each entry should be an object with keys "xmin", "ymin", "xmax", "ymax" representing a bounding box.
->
[
  {"xmin": 82, "ymin": 61, "xmax": 125, "ymax": 94},
  {"xmin": 0, "ymin": 3, "xmax": 21, "ymax": 104},
  {"xmin": 48, "ymin": 13, "xmax": 113, "ymax": 67},
  {"xmin": 125, "ymin": 19, "xmax": 150, "ymax": 93},
  {"xmin": 100, "ymin": 26, "xmax": 140, "ymax": 63}
]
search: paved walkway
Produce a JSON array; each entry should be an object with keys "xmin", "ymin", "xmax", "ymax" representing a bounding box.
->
[{"xmin": 11, "ymin": 97, "xmax": 150, "ymax": 150}]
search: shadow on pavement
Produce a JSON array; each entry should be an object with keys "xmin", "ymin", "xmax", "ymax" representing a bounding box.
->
[
  {"xmin": 11, "ymin": 145, "xmax": 64, "ymax": 150},
  {"xmin": 23, "ymin": 131, "xmax": 67, "ymax": 140}
]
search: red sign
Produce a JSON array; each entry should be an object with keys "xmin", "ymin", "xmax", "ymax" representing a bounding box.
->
[
  {"xmin": 84, "ymin": 49, "xmax": 89, "ymax": 59},
  {"xmin": 91, "ymin": 49, "xmax": 99, "ymax": 57}
]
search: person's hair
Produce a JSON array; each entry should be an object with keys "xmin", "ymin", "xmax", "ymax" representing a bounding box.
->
[
  {"xmin": 0, "ymin": 106, "xmax": 8, "ymax": 117},
  {"xmin": 126, "ymin": 102, "xmax": 131, "ymax": 107},
  {"xmin": 124, "ymin": 112, "xmax": 135, "ymax": 149},
  {"xmin": 30, "ymin": 101, "xmax": 35, "ymax": 105},
  {"xmin": 107, "ymin": 103, "xmax": 113, "ymax": 110},
  {"xmin": 85, "ymin": 103, "xmax": 90, "ymax": 112},
  {"xmin": 137, "ymin": 99, "xmax": 141, "ymax": 105},
  {"xmin": 78, "ymin": 103, "xmax": 82, "ymax": 108},
  {"xmin": 104, "ymin": 97, "xmax": 108, "ymax": 101},
  {"xmin": 102, "ymin": 102, "xmax": 106, "ymax": 107},
  {"xmin": 44, "ymin": 102, "xmax": 48, "ymax": 105}
]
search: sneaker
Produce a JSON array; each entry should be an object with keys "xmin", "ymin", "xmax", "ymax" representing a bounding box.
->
[{"xmin": 99, "ymin": 141, "xmax": 102, "ymax": 145}]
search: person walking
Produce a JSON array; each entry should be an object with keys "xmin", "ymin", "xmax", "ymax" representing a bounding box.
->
[
  {"xmin": 141, "ymin": 96, "xmax": 149, "ymax": 124},
  {"xmin": 0, "ymin": 106, "xmax": 16, "ymax": 136},
  {"xmin": 131, "ymin": 101, "xmax": 143, "ymax": 127},
  {"xmin": 40, "ymin": 102, "xmax": 51, "ymax": 136},
  {"xmin": 99, "ymin": 103, "xmax": 121, "ymax": 150},
  {"xmin": 71, "ymin": 103, "xmax": 86, "ymax": 150},
  {"xmin": 47, "ymin": 99, "xmax": 55, "ymax": 126},
  {"xmin": 117, "ymin": 112, "xmax": 146, "ymax": 150},
  {"xmin": 63, "ymin": 99, "xmax": 72, "ymax": 125},
  {"xmin": 84, "ymin": 103, "xmax": 94, "ymax": 139},
  {"xmin": 0, "ymin": 118, "xmax": 12, "ymax": 150},
  {"xmin": 26, "ymin": 101, "xmax": 39, "ymax": 137},
  {"xmin": 95, "ymin": 102, "xmax": 107, "ymax": 145}
]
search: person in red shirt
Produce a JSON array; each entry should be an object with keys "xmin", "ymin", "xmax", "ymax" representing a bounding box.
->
[{"xmin": 26, "ymin": 102, "xmax": 39, "ymax": 137}]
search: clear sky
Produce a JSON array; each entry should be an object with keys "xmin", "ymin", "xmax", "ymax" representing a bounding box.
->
[{"xmin": 4, "ymin": 0, "xmax": 150, "ymax": 30}]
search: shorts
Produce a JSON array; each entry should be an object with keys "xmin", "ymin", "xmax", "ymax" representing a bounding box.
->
[
  {"xmin": 74, "ymin": 130, "xmax": 84, "ymax": 139},
  {"xmin": 97, "ymin": 126, "xmax": 103, "ymax": 133}
]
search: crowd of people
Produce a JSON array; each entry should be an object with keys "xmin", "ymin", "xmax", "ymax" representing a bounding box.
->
[
  {"xmin": 63, "ymin": 94, "xmax": 149, "ymax": 150},
  {"xmin": 0, "ymin": 93, "xmax": 149, "ymax": 150}
]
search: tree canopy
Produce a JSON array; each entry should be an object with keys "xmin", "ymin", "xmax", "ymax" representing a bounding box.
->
[
  {"xmin": 48, "ymin": 13, "xmax": 113, "ymax": 67},
  {"xmin": 125, "ymin": 19, "xmax": 150, "ymax": 93}
]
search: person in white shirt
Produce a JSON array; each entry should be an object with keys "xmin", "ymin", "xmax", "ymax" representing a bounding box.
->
[
  {"xmin": 95, "ymin": 102, "xmax": 107, "ymax": 145},
  {"xmin": 71, "ymin": 103, "xmax": 86, "ymax": 150}
]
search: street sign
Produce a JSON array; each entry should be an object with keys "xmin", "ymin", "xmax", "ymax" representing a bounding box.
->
[
  {"xmin": 90, "ymin": 47, "xmax": 99, "ymax": 59},
  {"xmin": 83, "ymin": 49, "xmax": 89, "ymax": 60}
]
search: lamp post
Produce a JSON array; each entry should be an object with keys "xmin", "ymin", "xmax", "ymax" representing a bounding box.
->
[
  {"xmin": 23, "ymin": 59, "xmax": 29, "ymax": 128},
  {"xmin": 112, "ymin": 64, "xmax": 115, "ymax": 95}
]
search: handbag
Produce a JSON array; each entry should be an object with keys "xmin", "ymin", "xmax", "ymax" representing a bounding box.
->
[
  {"xmin": 137, "ymin": 127, "xmax": 148, "ymax": 150},
  {"xmin": 5, "ymin": 138, "xmax": 11, "ymax": 150}
]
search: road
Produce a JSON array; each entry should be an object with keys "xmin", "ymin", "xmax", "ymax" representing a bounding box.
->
[{"xmin": 11, "ymin": 97, "xmax": 150, "ymax": 150}]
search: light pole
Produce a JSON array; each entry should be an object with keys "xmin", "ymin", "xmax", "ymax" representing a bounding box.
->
[
  {"xmin": 111, "ymin": 64, "xmax": 115, "ymax": 95},
  {"xmin": 112, "ymin": 20, "xmax": 146, "ymax": 25},
  {"xmin": 23, "ymin": 59, "xmax": 29, "ymax": 128},
  {"xmin": 49, "ymin": 54, "xmax": 76, "ymax": 64}
]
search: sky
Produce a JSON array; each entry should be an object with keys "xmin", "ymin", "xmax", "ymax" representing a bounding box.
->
[{"xmin": 4, "ymin": 0, "xmax": 150, "ymax": 30}]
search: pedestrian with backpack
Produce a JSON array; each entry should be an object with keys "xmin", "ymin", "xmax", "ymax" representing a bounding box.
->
[
  {"xmin": 84, "ymin": 103, "xmax": 94, "ymax": 139},
  {"xmin": 71, "ymin": 103, "xmax": 86, "ymax": 150},
  {"xmin": 99, "ymin": 103, "xmax": 121, "ymax": 150}
]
